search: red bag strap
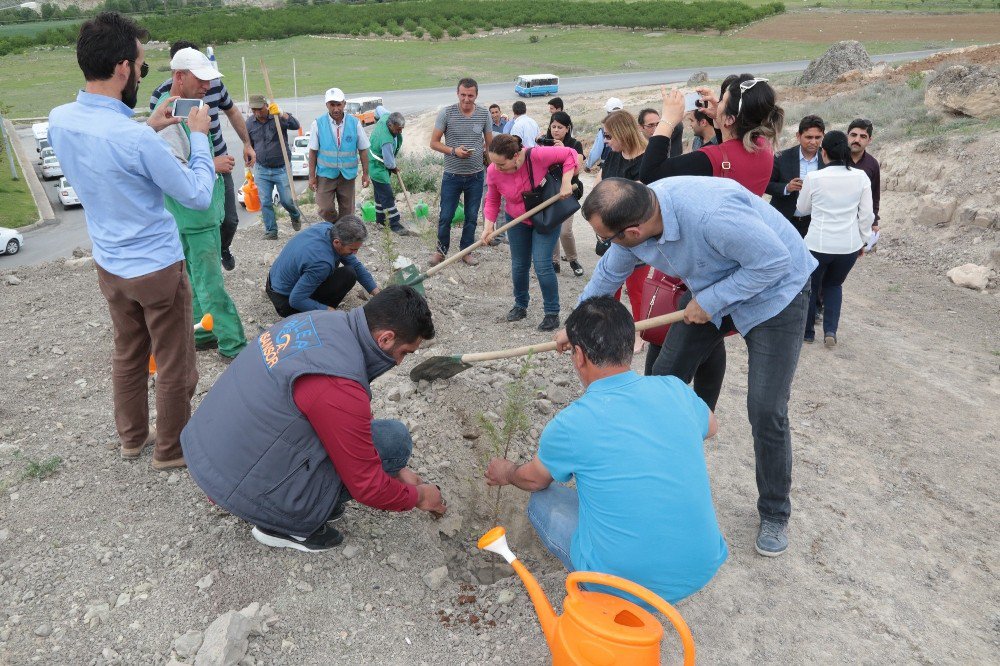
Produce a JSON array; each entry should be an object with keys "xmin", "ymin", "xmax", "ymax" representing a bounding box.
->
[{"xmin": 718, "ymin": 143, "xmax": 732, "ymax": 179}]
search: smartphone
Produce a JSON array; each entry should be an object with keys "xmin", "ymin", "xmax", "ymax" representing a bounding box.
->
[
  {"xmin": 172, "ymin": 98, "xmax": 204, "ymax": 119},
  {"xmin": 684, "ymin": 92, "xmax": 702, "ymax": 113}
]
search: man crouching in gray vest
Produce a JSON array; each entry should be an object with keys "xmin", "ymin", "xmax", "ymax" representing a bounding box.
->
[{"xmin": 181, "ymin": 285, "xmax": 447, "ymax": 552}]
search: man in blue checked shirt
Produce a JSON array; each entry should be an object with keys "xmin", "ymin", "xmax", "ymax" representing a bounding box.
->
[
  {"xmin": 48, "ymin": 12, "xmax": 217, "ymax": 471},
  {"xmin": 554, "ymin": 176, "xmax": 817, "ymax": 558}
]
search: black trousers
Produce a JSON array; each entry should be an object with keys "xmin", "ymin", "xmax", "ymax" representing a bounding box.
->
[
  {"xmin": 266, "ymin": 267, "xmax": 357, "ymax": 318},
  {"xmin": 220, "ymin": 171, "xmax": 239, "ymax": 254}
]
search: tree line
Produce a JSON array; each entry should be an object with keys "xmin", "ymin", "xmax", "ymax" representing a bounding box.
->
[{"xmin": 0, "ymin": 0, "xmax": 784, "ymax": 58}]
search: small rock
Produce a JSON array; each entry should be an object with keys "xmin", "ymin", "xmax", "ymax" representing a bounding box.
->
[
  {"xmin": 947, "ymin": 263, "xmax": 991, "ymax": 291},
  {"xmin": 462, "ymin": 426, "xmax": 481, "ymax": 440},
  {"xmin": 33, "ymin": 623, "xmax": 52, "ymax": 638},
  {"xmin": 686, "ymin": 70, "xmax": 709, "ymax": 86},
  {"xmin": 51, "ymin": 346, "xmax": 66, "ymax": 356},
  {"xmin": 0, "ymin": 528, "xmax": 9, "ymax": 541},
  {"xmin": 534, "ymin": 399, "xmax": 553, "ymax": 415},
  {"xmin": 195, "ymin": 610, "xmax": 252, "ymax": 666},
  {"xmin": 195, "ymin": 572, "xmax": 214, "ymax": 592},
  {"xmin": 422, "ymin": 565, "xmax": 449, "ymax": 591},
  {"xmin": 343, "ymin": 544, "xmax": 361, "ymax": 560},
  {"xmin": 115, "ymin": 591, "xmax": 131, "ymax": 608},
  {"xmin": 167, "ymin": 473, "xmax": 180, "ymax": 485},
  {"xmin": 173, "ymin": 630, "xmax": 204, "ymax": 659},
  {"xmin": 65, "ymin": 256, "xmax": 95, "ymax": 269},
  {"xmin": 295, "ymin": 581, "xmax": 313, "ymax": 593},
  {"xmin": 386, "ymin": 553, "xmax": 406, "ymax": 572},
  {"xmin": 4, "ymin": 275, "xmax": 20, "ymax": 286},
  {"xmin": 83, "ymin": 602, "xmax": 110, "ymax": 627},
  {"xmin": 497, "ymin": 589, "xmax": 517, "ymax": 605}
]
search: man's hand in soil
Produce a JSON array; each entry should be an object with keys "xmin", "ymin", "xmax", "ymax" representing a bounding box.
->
[
  {"xmin": 214, "ymin": 155, "xmax": 236, "ymax": 175},
  {"xmin": 485, "ymin": 458, "xmax": 516, "ymax": 487},
  {"xmin": 416, "ymin": 484, "xmax": 447, "ymax": 516}
]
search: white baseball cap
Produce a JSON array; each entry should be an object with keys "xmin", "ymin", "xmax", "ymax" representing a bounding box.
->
[
  {"xmin": 169, "ymin": 47, "xmax": 223, "ymax": 81},
  {"xmin": 324, "ymin": 87, "xmax": 346, "ymax": 103},
  {"xmin": 604, "ymin": 97, "xmax": 624, "ymax": 113}
]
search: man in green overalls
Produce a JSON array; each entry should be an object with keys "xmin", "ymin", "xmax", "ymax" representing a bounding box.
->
[
  {"xmin": 157, "ymin": 48, "xmax": 246, "ymax": 361},
  {"xmin": 368, "ymin": 109, "xmax": 414, "ymax": 237}
]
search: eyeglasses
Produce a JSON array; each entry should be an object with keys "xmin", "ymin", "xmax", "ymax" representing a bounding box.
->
[
  {"xmin": 736, "ymin": 77, "xmax": 768, "ymax": 116},
  {"xmin": 640, "ymin": 122, "xmax": 658, "ymax": 130},
  {"xmin": 595, "ymin": 223, "xmax": 640, "ymax": 244},
  {"xmin": 127, "ymin": 60, "xmax": 149, "ymax": 79}
]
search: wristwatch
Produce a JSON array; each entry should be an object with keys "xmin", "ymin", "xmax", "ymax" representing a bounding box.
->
[{"xmin": 450, "ymin": 147, "xmax": 456, "ymax": 156}]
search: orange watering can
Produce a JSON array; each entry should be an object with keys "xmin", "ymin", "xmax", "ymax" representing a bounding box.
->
[
  {"xmin": 478, "ymin": 527, "xmax": 695, "ymax": 666},
  {"xmin": 241, "ymin": 170, "xmax": 261, "ymax": 213},
  {"xmin": 149, "ymin": 313, "xmax": 214, "ymax": 375}
]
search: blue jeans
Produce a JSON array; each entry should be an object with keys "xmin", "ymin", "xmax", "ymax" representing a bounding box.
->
[
  {"xmin": 527, "ymin": 485, "xmax": 578, "ymax": 571},
  {"xmin": 372, "ymin": 179, "xmax": 404, "ymax": 231},
  {"xmin": 653, "ymin": 283, "xmax": 810, "ymax": 523},
  {"xmin": 806, "ymin": 251, "xmax": 859, "ymax": 339},
  {"xmin": 507, "ymin": 218, "xmax": 561, "ymax": 315},
  {"xmin": 437, "ymin": 171, "xmax": 485, "ymax": 254},
  {"xmin": 254, "ymin": 164, "xmax": 301, "ymax": 234},
  {"xmin": 332, "ymin": 419, "xmax": 412, "ymax": 513}
]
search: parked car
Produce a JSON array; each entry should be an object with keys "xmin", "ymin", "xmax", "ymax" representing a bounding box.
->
[
  {"xmin": 236, "ymin": 179, "xmax": 280, "ymax": 208},
  {"xmin": 39, "ymin": 146, "xmax": 55, "ymax": 164},
  {"xmin": 41, "ymin": 156, "xmax": 63, "ymax": 180},
  {"xmin": 290, "ymin": 153, "xmax": 308, "ymax": 178},
  {"xmin": 291, "ymin": 134, "xmax": 310, "ymax": 157},
  {"xmin": 1, "ymin": 227, "xmax": 24, "ymax": 256},
  {"xmin": 57, "ymin": 177, "xmax": 81, "ymax": 208},
  {"xmin": 36, "ymin": 138, "xmax": 50, "ymax": 156}
]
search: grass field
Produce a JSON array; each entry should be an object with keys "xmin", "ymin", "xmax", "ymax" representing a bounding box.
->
[
  {"xmin": 0, "ymin": 27, "xmax": 972, "ymax": 118},
  {"xmin": 734, "ymin": 0, "xmax": 997, "ymax": 8},
  {"xmin": 0, "ymin": 18, "xmax": 81, "ymax": 38},
  {"xmin": 0, "ymin": 138, "xmax": 39, "ymax": 229}
]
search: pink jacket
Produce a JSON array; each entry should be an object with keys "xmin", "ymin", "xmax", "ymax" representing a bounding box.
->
[{"xmin": 484, "ymin": 146, "xmax": 578, "ymax": 225}]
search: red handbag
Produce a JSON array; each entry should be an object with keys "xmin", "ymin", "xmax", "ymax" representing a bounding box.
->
[{"xmin": 638, "ymin": 268, "xmax": 687, "ymax": 346}]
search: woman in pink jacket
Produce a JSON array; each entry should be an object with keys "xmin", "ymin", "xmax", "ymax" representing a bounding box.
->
[{"xmin": 482, "ymin": 134, "xmax": 577, "ymax": 332}]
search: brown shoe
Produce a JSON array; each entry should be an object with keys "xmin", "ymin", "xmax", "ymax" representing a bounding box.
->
[
  {"xmin": 151, "ymin": 455, "xmax": 187, "ymax": 471},
  {"xmin": 428, "ymin": 251, "xmax": 445, "ymax": 267},
  {"xmin": 462, "ymin": 253, "xmax": 479, "ymax": 267},
  {"xmin": 121, "ymin": 429, "xmax": 155, "ymax": 460}
]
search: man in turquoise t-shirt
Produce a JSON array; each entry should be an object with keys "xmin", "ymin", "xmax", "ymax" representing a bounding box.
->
[{"xmin": 485, "ymin": 296, "xmax": 728, "ymax": 605}]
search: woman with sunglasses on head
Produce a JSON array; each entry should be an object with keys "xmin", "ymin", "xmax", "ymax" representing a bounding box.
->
[
  {"xmin": 636, "ymin": 74, "xmax": 784, "ymax": 412},
  {"xmin": 540, "ymin": 112, "xmax": 586, "ymax": 277},
  {"xmin": 597, "ymin": 109, "xmax": 651, "ymax": 353},
  {"xmin": 482, "ymin": 134, "xmax": 578, "ymax": 332},
  {"xmin": 795, "ymin": 130, "xmax": 874, "ymax": 348}
]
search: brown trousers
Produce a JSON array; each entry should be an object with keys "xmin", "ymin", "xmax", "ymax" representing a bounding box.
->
[
  {"xmin": 316, "ymin": 174, "xmax": 357, "ymax": 223},
  {"xmin": 96, "ymin": 261, "xmax": 198, "ymax": 463}
]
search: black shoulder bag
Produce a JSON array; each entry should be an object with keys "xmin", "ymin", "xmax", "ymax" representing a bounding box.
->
[{"xmin": 520, "ymin": 148, "xmax": 581, "ymax": 234}]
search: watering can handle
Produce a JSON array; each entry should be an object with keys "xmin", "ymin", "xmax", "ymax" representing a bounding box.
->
[{"xmin": 566, "ymin": 571, "xmax": 696, "ymax": 666}]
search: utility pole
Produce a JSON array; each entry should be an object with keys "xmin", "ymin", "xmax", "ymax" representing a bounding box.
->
[{"xmin": 0, "ymin": 112, "xmax": 19, "ymax": 181}]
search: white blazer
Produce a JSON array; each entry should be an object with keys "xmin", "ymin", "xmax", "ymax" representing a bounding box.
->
[{"xmin": 796, "ymin": 165, "xmax": 875, "ymax": 255}]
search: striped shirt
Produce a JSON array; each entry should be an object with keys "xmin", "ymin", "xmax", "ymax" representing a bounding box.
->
[
  {"xmin": 149, "ymin": 78, "xmax": 234, "ymax": 158},
  {"xmin": 434, "ymin": 104, "xmax": 491, "ymax": 175}
]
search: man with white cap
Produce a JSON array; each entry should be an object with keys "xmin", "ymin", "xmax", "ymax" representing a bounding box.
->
[
  {"xmin": 308, "ymin": 87, "xmax": 371, "ymax": 223},
  {"xmin": 585, "ymin": 97, "xmax": 624, "ymax": 171},
  {"xmin": 153, "ymin": 47, "xmax": 247, "ymax": 364}
]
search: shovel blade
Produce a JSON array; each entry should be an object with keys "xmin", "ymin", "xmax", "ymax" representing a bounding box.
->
[
  {"xmin": 409, "ymin": 355, "xmax": 472, "ymax": 382},
  {"xmin": 390, "ymin": 263, "xmax": 426, "ymax": 295}
]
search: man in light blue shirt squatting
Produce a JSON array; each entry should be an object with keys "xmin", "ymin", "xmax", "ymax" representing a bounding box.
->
[
  {"xmin": 48, "ymin": 11, "xmax": 216, "ymax": 471},
  {"xmin": 486, "ymin": 296, "xmax": 727, "ymax": 606},
  {"xmin": 266, "ymin": 216, "xmax": 380, "ymax": 318},
  {"xmin": 556, "ymin": 176, "xmax": 817, "ymax": 557}
]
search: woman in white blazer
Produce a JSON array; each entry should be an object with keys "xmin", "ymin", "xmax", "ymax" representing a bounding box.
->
[{"xmin": 795, "ymin": 130, "xmax": 875, "ymax": 347}]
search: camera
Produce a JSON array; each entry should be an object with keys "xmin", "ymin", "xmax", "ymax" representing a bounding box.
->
[{"xmin": 536, "ymin": 137, "xmax": 555, "ymax": 147}]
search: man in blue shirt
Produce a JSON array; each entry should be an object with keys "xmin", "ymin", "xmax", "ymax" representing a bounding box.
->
[
  {"xmin": 486, "ymin": 297, "xmax": 727, "ymax": 605},
  {"xmin": 48, "ymin": 12, "xmax": 217, "ymax": 471},
  {"xmin": 556, "ymin": 176, "xmax": 817, "ymax": 557},
  {"xmin": 266, "ymin": 216, "xmax": 380, "ymax": 317}
]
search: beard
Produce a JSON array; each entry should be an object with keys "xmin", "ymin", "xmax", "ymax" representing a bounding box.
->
[{"xmin": 121, "ymin": 67, "xmax": 140, "ymax": 109}]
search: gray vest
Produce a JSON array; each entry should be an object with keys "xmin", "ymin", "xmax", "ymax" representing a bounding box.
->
[{"xmin": 181, "ymin": 307, "xmax": 395, "ymax": 536}]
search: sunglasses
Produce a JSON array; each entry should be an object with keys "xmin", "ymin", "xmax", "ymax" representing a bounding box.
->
[
  {"xmin": 736, "ymin": 77, "xmax": 768, "ymax": 116},
  {"xmin": 127, "ymin": 60, "xmax": 149, "ymax": 79},
  {"xmin": 595, "ymin": 222, "xmax": 640, "ymax": 244}
]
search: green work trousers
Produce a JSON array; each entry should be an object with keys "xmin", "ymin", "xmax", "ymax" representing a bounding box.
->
[{"xmin": 179, "ymin": 226, "xmax": 247, "ymax": 358}]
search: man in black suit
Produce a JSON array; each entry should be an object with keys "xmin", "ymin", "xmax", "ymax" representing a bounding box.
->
[{"xmin": 767, "ymin": 115, "xmax": 825, "ymax": 237}]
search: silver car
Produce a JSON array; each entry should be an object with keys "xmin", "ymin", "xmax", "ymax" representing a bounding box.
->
[
  {"xmin": 41, "ymin": 156, "xmax": 63, "ymax": 180},
  {"xmin": 57, "ymin": 177, "xmax": 81, "ymax": 208}
]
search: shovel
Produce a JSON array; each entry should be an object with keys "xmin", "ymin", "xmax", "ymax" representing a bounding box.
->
[
  {"xmin": 409, "ymin": 310, "xmax": 686, "ymax": 382},
  {"xmin": 395, "ymin": 170, "xmax": 419, "ymax": 224},
  {"xmin": 389, "ymin": 193, "xmax": 562, "ymax": 295}
]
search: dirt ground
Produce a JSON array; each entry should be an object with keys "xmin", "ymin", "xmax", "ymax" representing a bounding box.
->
[
  {"xmin": 1, "ymin": 56, "xmax": 999, "ymax": 665},
  {"xmin": 737, "ymin": 11, "xmax": 1000, "ymax": 44}
]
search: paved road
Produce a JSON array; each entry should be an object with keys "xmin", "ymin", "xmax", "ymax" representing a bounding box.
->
[{"xmin": 4, "ymin": 48, "xmax": 941, "ymax": 269}]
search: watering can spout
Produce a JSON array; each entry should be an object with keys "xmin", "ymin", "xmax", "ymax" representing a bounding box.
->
[{"xmin": 478, "ymin": 527, "xmax": 559, "ymax": 648}]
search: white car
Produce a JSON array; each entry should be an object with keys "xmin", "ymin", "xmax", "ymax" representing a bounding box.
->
[
  {"xmin": 237, "ymin": 179, "xmax": 280, "ymax": 208},
  {"xmin": 290, "ymin": 153, "xmax": 308, "ymax": 178},
  {"xmin": 41, "ymin": 156, "xmax": 63, "ymax": 180},
  {"xmin": 39, "ymin": 146, "xmax": 55, "ymax": 164},
  {"xmin": 57, "ymin": 177, "xmax": 80, "ymax": 208},
  {"xmin": 1, "ymin": 227, "xmax": 24, "ymax": 256},
  {"xmin": 291, "ymin": 134, "xmax": 310, "ymax": 157}
]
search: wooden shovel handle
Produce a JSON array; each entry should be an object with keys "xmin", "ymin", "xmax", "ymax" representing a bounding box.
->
[
  {"xmin": 395, "ymin": 171, "xmax": 417, "ymax": 219},
  {"xmin": 260, "ymin": 59, "xmax": 297, "ymax": 202},
  {"xmin": 460, "ymin": 310, "xmax": 687, "ymax": 363},
  {"xmin": 424, "ymin": 193, "xmax": 562, "ymax": 278}
]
